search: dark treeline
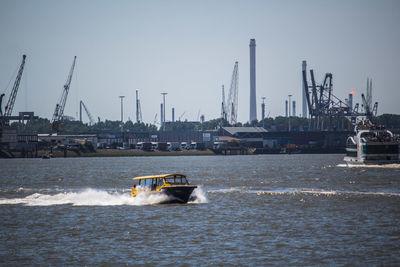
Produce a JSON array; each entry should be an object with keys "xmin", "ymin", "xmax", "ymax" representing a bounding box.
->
[{"xmin": 10, "ymin": 114, "xmax": 400, "ymax": 133}]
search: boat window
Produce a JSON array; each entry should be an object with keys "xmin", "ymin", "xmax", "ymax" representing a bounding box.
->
[
  {"xmin": 157, "ymin": 178, "xmax": 164, "ymax": 186},
  {"xmin": 362, "ymin": 144, "xmax": 399, "ymax": 154},
  {"xmin": 165, "ymin": 177, "xmax": 188, "ymax": 184},
  {"xmin": 152, "ymin": 178, "xmax": 158, "ymax": 190},
  {"xmin": 143, "ymin": 179, "xmax": 152, "ymax": 187}
]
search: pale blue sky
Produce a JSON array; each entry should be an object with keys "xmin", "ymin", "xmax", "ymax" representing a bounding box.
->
[{"xmin": 1, "ymin": 0, "xmax": 399, "ymax": 124}]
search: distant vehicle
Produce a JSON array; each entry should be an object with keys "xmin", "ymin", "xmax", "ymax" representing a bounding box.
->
[
  {"xmin": 151, "ymin": 142, "xmax": 158, "ymax": 150},
  {"xmin": 136, "ymin": 142, "xmax": 143, "ymax": 150},
  {"xmin": 97, "ymin": 143, "xmax": 105, "ymax": 149},
  {"xmin": 118, "ymin": 143, "xmax": 130, "ymax": 150},
  {"xmin": 180, "ymin": 142, "xmax": 189, "ymax": 150},
  {"xmin": 213, "ymin": 142, "xmax": 226, "ymax": 149},
  {"xmin": 157, "ymin": 142, "xmax": 168, "ymax": 151},
  {"xmin": 167, "ymin": 142, "xmax": 180, "ymax": 151},
  {"xmin": 142, "ymin": 142, "xmax": 153, "ymax": 151},
  {"xmin": 190, "ymin": 142, "xmax": 197, "ymax": 150}
]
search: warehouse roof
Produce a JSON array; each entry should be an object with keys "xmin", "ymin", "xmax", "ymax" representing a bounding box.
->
[{"xmin": 222, "ymin": 127, "xmax": 268, "ymax": 135}]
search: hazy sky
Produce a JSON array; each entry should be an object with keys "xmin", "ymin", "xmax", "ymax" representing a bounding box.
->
[{"xmin": 1, "ymin": 0, "xmax": 399, "ymax": 125}]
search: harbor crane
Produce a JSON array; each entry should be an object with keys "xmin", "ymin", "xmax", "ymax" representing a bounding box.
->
[
  {"xmin": 0, "ymin": 55, "xmax": 27, "ymax": 124},
  {"xmin": 80, "ymin": 100, "xmax": 95, "ymax": 126},
  {"xmin": 178, "ymin": 111, "xmax": 186, "ymax": 121},
  {"xmin": 226, "ymin": 61, "xmax": 239, "ymax": 125},
  {"xmin": 197, "ymin": 110, "xmax": 201, "ymax": 121},
  {"xmin": 220, "ymin": 85, "xmax": 227, "ymax": 121},
  {"xmin": 51, "ymin": 56, "xmax": 77, "ymax": 132},
  {"xmin": 302, "ymin": 64, "xmax": 379, "ymax": 131},
  {"xmin": 361, "ymin": 78, "xmax": 378, "ymax": 119}
]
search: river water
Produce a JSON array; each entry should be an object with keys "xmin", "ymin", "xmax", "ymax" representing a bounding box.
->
[{"xmin": 0, "ymin": 154, "xmax": 399, "ymax": 265}]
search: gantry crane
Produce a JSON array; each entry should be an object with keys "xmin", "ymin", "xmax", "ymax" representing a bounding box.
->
[
  {"xmin": 51, "ymin": 56, "xmax": 77, "ymax": 132},
  {"xmin": 0, "ymin": 55, "xmax": 27, "ymax": 125}
]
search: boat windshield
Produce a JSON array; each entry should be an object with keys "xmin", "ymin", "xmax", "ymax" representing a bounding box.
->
[
  {"xmin": 165, "ymin": 176, "xmax": 188, "ymax": 185},
  {"xmin": 136, "ymin": 178, "xmax": 164, "ymax": 188}
]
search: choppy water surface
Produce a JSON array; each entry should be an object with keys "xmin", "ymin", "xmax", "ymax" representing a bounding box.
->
[{"xmin": 1, "ymin": 154, "xmax": 399, "ymax": 265}]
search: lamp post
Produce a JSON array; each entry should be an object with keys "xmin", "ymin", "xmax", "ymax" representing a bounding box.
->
[
  {"xmin": 119, "ymin": 96, "xmax": 125, "ymax": 122},
  {"xmin": 261, "ymin": 97, "xmax": 266, "ymax": 128},
  {"xmin": 288, "ymin": 94, "xmax": 292, "ymax": 132},
  {"xmin": 161, "ymin": 92, "xmax": 167, "ymax": 131}
]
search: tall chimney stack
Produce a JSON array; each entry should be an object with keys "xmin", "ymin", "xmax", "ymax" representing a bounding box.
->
[
  {"xmin": 285, "ymin": 100, "xmax": 288, "ymax": 117},
  {"xmin": 292, "ymin": 100, "xmax": 296, "ymax": 117},
  {"xmin": 249, "ymin": 39, "xmax": 257, "ymax": 122},
  {"xmin": 348, "ymin": 93, "xmax": 353, "ymax": 113}
]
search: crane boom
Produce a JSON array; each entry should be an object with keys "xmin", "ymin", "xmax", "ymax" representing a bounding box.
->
[
  {"xmin": 51, "ymin": 56, "xmax": 77, "ymax": 131},
  {"xmin": 3, "ymin": 55, "xmax": 27, "ymax": 117},
  {"xmin": 153, "ymin": 113, "xmax": 158, "ymax": 125},
  {"xmin": 80, "ymin": 100, "xmax": 95, "ymax": 125},
  {"xmin": 179, "ymin": 111, "xmax": 186, "ymax": 121}
]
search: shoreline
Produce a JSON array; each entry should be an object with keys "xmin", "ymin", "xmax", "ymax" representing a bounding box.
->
[
  {"xmin": 7, "ymin": 149, "xmax": 216, "ymax": 158},
  {"xmin": 1, "ymin": 148, "xmax": 347, "ymax": 158}
]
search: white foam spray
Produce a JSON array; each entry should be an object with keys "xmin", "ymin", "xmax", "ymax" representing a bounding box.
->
[
  {"xmin": 188, "ymin": 186, "xmax": 208, "ymax": 204},
  {"xmin": 0, "ymin": 188, "xmax": 172, "ymax": 206},
  {"xmin": 337, "ymin": 163, "xmax": 400, "ymax": 168},
  {"xmin": 0, "ymin": 186, "xmax": 209, "ymax": 206}
]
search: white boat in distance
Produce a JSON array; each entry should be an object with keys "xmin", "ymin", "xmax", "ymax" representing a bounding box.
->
[{"xmin": 344, "ymin": 121, "xmax": 400, "ymax": 165}]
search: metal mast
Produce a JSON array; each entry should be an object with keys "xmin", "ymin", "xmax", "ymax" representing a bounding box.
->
[
  {"xmin": 261, "ymin": 97, "xmax": 266, "ymax": 128},
  {"xmin": 51, "ymin": 56, "xmax": 77, "ymax": 131},
  {"xmin": 226, "ymin": 61, "xmax": 239, "ymax": 125},
  {"xmin": 302, "ymin": 60, "xmax": 307, "ymax": 118},
  {"xmin": 220, "ymin": 85, "xmax": 227, "ymax": 122},
  {"xmin": 161, "ymin": 92, "xmax": 167, "ymax": 131},
  {"xmin": 2, "ymin": 55, "xmax": 27, "ymax": 117}
]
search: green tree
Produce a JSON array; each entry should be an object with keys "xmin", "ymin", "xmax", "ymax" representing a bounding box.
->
[{"xmin": 373, "ymin": 114, "xmax": 400, "ymax": 130}]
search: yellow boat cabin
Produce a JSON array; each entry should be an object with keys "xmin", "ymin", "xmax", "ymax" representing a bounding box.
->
[{"xmin": 131, "ymin": 173, "xmax": 197, "ymax": 203}]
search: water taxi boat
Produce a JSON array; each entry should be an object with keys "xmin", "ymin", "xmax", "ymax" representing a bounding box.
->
[
  {"xmin": 131, "ymin": 173, "xmax": 197, "ymax": 203},
  {"xmin": 344, "ymin": 122, "xmax": 400, "ymax": 165}
]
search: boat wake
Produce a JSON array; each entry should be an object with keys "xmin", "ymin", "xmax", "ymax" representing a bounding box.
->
[
  {"xmin": 257, "ymin": 188, "xmax": 400, "ymax": 197},
  {"xmin": 208, "ymin": 187, "xmax": 400, "ymax": 197},
  {"xmin": 0, "ymin": 187, "xmax": 208, "ymax": 206},
  {"xmin": 337, "ymin": 163, "xmax": 400, "ymax": 168}
]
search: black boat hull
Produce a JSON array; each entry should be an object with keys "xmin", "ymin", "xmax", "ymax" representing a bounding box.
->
[{"xmin": 160, "ymin": 185, "xmax": 197, "ymax": 204}]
